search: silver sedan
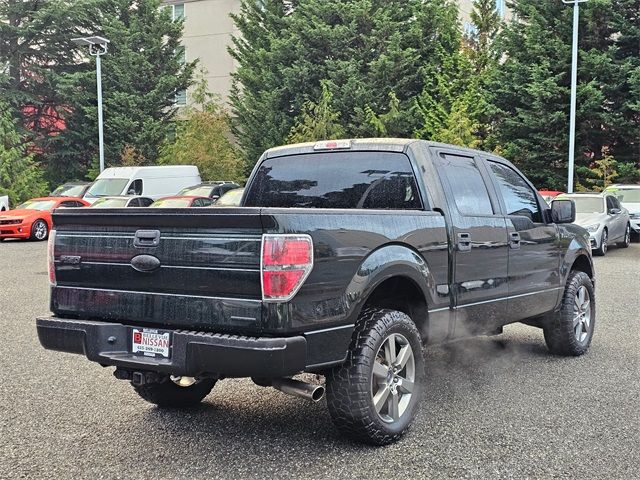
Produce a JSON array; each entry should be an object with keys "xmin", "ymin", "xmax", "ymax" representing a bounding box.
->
[{"xmin": 558, "ymin": 192, "xmax": 631, "ymax": 256}]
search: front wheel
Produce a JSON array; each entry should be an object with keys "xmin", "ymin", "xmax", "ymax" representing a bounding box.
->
[
  {"xmin": 325, "ymin": 308, "xmax": 425, "ymax": 445},
  {"xmin": 30, "ymin": 219, "xmax": 49, "ymax": 241},
  {"xmin": 618, "ymin": 224, "xmax": 631, "ymax": 248},
  {"xmin": 593, "ymin": 229, "xmax": 607, "ymax": 256},
  {"xmin": 132, "ymin": 376, "xmax": 216, "ymax": 408},
  {"xmin": 543, "ymin": 271, "xmax": 595, "ymax": 356}
]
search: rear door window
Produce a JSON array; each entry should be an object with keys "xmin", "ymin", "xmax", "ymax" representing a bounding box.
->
[
  {"xmin": 244, "ymin": 151, "xmax": 423, "ymax": 209},
  {"xmin": 436, "ymin": 154, "xmax": 494, "ymax": 215}
]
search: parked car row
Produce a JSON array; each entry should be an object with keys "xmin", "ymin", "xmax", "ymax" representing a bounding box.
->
[
  {"xmin": 0, "ymin": 167, "xmax": 245, "ymax": 242},
  {"xmin": 537, "ymin": 184, "xmax": 639, "ymax": 256}
]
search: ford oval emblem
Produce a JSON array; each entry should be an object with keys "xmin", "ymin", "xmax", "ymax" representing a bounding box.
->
[{"xmin": 131, "ymin": 254, "xmax": 161, "ymax": 272}]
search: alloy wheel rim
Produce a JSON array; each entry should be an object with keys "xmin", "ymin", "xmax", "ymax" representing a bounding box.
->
[
  {"xmin": 573, "ymin": 286, "xmax": 591, "ymax": 343},
  {"xmin": 602, "ymin": 231, "xmax": 607, "ymax": 253},
  {"xmin": 371, "ymin": 333, "xmax": 415, "ymax": 424},
  {"xmin": 35, "ymin": 221, "xmax": 47, "ymax": 240},
  {"xmin": 625, "ymin": 226, "xmax": 630, "ymax": 245}
]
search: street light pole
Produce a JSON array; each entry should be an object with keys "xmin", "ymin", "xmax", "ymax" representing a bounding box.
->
[
  {"xmin": 71, "ymin": 36, "xmax": 110, "ymax": 173},
  {"xmin": 562, "ymin": 0, "xmax": 588, "ymax": 193},
  {"xmin": 95, "ymin": 53, "xmax": 105, "ymax": 174}
]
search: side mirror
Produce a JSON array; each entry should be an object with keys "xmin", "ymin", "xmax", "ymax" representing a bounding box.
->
[
  {"xmin": 608, "ymin": 208, "xmax": 621, "ymax": 215},
  {"xmin": 551, "ymin": 199, "xmax": 576, "ymax": 224}
]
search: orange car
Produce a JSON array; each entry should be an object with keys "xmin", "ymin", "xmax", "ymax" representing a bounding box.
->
[{"xmin": 0, "ymin": 197, "xmax": 89, "ymax": 241}]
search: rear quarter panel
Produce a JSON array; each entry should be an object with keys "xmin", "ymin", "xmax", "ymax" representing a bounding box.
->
[{"xmin": 260, "ymin": 208, "xmax": 449, "ymax": 335}]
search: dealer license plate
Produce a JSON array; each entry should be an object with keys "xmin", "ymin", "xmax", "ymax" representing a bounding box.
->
[{"xmin": 132, "ymin": 328, "xmax": 171, "ymax": 358}]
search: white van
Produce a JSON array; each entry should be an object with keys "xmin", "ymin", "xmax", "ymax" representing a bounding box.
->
[{"xmin": 83, "ymin": 166, "xmax": 201, "ymax": 204}]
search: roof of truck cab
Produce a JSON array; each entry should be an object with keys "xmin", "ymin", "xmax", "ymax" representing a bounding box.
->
[{"xmin": 264, "ymin": 138, "xmax": 499, "ymax": 159}]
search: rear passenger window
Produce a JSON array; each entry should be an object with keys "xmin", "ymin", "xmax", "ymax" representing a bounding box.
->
[
  {"xmin": 245, "ymin": 151, "xmax": 423, "ymax": 210},
  {"xmin": 488, "ymin": 162, "xmax": 542, "ymax": 223},
  {"xmin": 438, "ymin": 154, "xmax": 493, "ymax": 215}
]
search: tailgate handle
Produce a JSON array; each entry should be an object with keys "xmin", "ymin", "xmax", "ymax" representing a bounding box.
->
[{"xmin": 134, "ymin": 230, "xmax": 160, "ymax": 248}]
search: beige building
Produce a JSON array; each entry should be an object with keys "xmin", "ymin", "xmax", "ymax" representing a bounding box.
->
[{"xmin": 163, "ymin": 0, "xmax": 509, "ymax": 106}]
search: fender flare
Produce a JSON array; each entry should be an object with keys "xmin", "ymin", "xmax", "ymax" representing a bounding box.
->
[{"xmin": 343, "ymin": 244, "xmax": 434, "ymax": 325}]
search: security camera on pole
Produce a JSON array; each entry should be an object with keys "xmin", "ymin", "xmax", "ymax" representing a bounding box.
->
[
  {"xmin": 71, "ymin": 36, "xmax": 110, "ymax": 173},
  {"xmin": 562, "ymin": 0, "xmax": 588, "ymax": 193}
]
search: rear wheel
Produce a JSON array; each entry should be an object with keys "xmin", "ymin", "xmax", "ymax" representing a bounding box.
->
[
  {"xmin": 132, "ymin": 376, "xmax": 216, "ymax": 408},
  {"xmin": 543, "ymin": 271, "xmax": 595, "ymax": 356},
  {"xmin": 30, "ymin": 219, "xmax": 48, "ymax": 241},
  {"xmin": 325, "ymin": 308, "xmax": 425, "ymax": 445},
  {"xmin": 593, "ymin": 229, "xmax": 607, "ymax": 256},
  {"xmin": 618, "ymin": 224, "xmax": 631, "ymax": 248}
]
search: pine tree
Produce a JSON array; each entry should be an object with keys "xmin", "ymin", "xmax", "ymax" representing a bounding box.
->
[
  {"xmin": 230, "ymin": 0, "xmax": 462, "ymax": 167},
  {"xmin": 0, "ymin": 0, "xmax": 98, "ymax": 145},
  {"xmin": 288, "ymin": 81, "xmax": 345, "ymax": 143},
  {"xmin": 464, "ymin": 0, "xmax": 501, "ymax": 74},
  {"xmin": 488, "ymin": 0, "xmax": 639, "ymax": 189},
  {"xmin": 0, "ymin": 101, "xmax": 47, "ymax": 205}
]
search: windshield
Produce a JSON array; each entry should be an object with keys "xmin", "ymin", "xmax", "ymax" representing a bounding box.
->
[
  {"xmin": 606, "ymin": 188, "xmax": 640, "ymax": 203},
  {"xmin": 51, "ymin": 184, "xmax": 86, "ymax": 197},
  {"xmin": 216, "ymin": 189, "xmax": 244, "ymax": 206},
  {"xmin": 86, "ymin": 179, "xmax": 128, "ymax": 197},
  {"xmin": 150, "ymin": 198, "xmax": 192, "ymax": 208},
  {"xmin": 16, "ymin": 200, "xmax": 57, "ymax": 211},
  {"xmin": 564, "ymin": 196, "xmax": 604, "ymax": 214},
  {"xmin": 178, "ymin": 185, "xmax": 214, "ymax": 197},
  {"xmin": 91, "ymin": 198, "xmax": 129, "ymax": 208}
]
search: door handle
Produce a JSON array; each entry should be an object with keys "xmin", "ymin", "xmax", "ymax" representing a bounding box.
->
[
  {"xmin": 134, "ymin": 229, "xmax": 160, "ymax": 248},
  {"xmin": 509, "ymin": 232, "xmax": 521, "ymax": 249},
  {"xmin": 457, "ymin": 232, "xmax": 472, "ymax": 252}
]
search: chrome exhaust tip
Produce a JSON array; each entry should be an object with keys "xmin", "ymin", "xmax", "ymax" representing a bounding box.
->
[{"xmin": 269, "ymin": 378, "xmax": 325, "ymax": 402}]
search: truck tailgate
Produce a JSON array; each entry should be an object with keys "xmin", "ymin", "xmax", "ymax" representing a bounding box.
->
[{"xmin": 50, "ymin": 208, "xmax": 265, "ymax": 333}]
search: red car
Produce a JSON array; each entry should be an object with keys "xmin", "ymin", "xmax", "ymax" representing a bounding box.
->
[
  {"xmin": 149, "ymin": 196, "xmax": 214, "ymax": 208},
  {"xmin": 0, "ymin": 197, "xmax": 89, "ymax": 241},
  {"xmin": 539, "ymin": 190, "xmax": 564, "ymax": 204}
]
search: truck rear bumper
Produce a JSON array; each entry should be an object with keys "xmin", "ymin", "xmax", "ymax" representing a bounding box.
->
[{"xmin": 36, "ymin": 316, "xmax": 307, "ymax": 378}]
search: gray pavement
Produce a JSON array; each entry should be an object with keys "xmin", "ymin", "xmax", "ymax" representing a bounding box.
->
[{"xmin": 0, "ymin": 240, "xmax": 638, "ymax": 479}]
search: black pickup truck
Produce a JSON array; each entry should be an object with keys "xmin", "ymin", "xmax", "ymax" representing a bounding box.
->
[{"xmin": 37, "ymin": 139, "xmax": 595, "ymax": 445}]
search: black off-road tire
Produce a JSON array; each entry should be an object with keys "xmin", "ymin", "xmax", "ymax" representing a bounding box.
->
[
  {"xmin": 325, "ymin": 308, "xmax": 425, "ymax": 445},
  {"xmin": 132, "ymin": 378, "xmax": 216, "ymax": 408},
  {"xmin": 618, "ymin": 224, "xmax": 631, "ymax": 248},
  {"xmin": 593, "ymin": 229, "xmax": 607, "ymax": 256},
  {"xmin": 543, "ymin": 271, "xmax": 595, "ymax": 356}
]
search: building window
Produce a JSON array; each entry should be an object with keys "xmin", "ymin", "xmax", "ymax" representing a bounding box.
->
[
  {"xmin": 171, "ymin": 3, "xmax": 185, "ymax": 21},
  {"xmin": 175, "ymin": 45, "xmax": 187, "ymax": 106},
  {"xmin": 175, "ymin": 89, "xmax": 187, "ymax": 106}
]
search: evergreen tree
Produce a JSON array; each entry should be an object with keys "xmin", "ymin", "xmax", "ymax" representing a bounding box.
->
[
  {"xmin": 464, "ymin": 0, "xmax": 501, "ymax": 73},
  {"xmin": 288, "ymin": 81, "xmax": 345, "ymax": 143},
  {"xmin": 489, "ymin": 0, "xmax": 639, "ymax": 189},
  {"xmin": 0, "ymin": 101, "xmax": 47, "ymax": 206},
  {"xmin": 0, "ymin": 0, "xmax": 98, "ymax": 145},
  {"xmin": 51, "ymin": 0, "xmax": 196, "ymax": 183},
  {"xmin": 230, "ymin": 0, "xmax": 462, "ymax": 167}
]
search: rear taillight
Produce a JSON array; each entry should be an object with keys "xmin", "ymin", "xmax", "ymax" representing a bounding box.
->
[
  {"xmin": 261, "ymin": 234, "xmax": 313, "ymax": 301},
  {"xmin": 48, "ymin": 229, "xmax": 56, "ymax": 286}
]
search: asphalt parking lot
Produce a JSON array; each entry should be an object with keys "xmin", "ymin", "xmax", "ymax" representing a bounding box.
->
[{"xmin": 1, "ymin": 240, "xmax": 638, "ymax": 479}]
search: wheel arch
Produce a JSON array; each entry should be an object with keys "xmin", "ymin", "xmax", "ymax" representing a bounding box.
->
[{"xmin": 345, "ymin": 244, "xmax": 434, "ymax": 341}]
